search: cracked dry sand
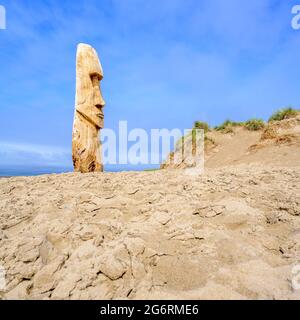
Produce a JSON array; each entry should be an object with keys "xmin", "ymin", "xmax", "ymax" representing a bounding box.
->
[{"xmin": 0, "ymin": 164, "xmax": 299, "ymax": 299}]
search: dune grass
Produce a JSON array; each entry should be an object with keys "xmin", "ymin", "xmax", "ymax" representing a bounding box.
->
[
  {"xmin": 193, "ymin": 121, "xmax": 210, "ymax": 133},
  {"xmin": 268, "ymin": 107, "xmax": 299, "ymax": 122},
  {"xmin": 215, "ymin": 120, "xmax": 244, "ymax": 133},
  {"xmin": 174, "ymin": 107, "xmax": 298, "ymax": 155},
  {"xmin": 244, "ymin": 119, "xmax": 265, "ymax": 131}
]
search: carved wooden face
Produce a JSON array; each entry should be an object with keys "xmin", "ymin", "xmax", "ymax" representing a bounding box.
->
[{"xmin": 75, "ymin": 44, "xmax": 105, "ymax": 129}]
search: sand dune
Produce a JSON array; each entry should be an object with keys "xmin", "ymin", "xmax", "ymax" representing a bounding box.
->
[{"xmin": 0, "ymin": 116, "xmax": 300, "ymax": 300}]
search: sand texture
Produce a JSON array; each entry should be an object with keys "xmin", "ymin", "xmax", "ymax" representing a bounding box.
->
[{"xmin": 0, "ymin": 116, "xmax": 300, "ymax": 300}]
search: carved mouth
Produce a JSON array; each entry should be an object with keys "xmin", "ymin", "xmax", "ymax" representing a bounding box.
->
[
  {"xmin": 95, "ymin": 104, "xmax": 104, "ymax": 119},
  {"xmin": 76, "ymin": 109, "xmax": 103, "ymax": 129}
]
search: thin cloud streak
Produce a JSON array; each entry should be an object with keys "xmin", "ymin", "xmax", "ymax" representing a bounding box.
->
[{"xmin": 0, "ymin": 142, "xmax": 71, "ymax": 166}]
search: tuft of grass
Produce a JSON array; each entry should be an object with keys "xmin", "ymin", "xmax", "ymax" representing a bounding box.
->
[
  {"xmin": 204, "ymin": 135, "xmax": 215, "ymax": 145},
  {"xmin": 268, "ymin": 107, "xmax": 299, "ymax": 122},
  {"xmin": 275, "ymin": 134, "xmax": 296, "ymax": 145},
  {"xmin": 222, "ymin": 126, "xmax": 234, "ymax": 134},
  {"xmin": 193, "ymin": 121, "xmax": 210, "ymax": 133},
  {"xmin": 175, "ymin": 124, "xmax": 214, "ymax": 156},
  {"xmin": 260, "ymin": 126, "xmax": 277, "ymax": 141},
  {"xmin": 215, "ymin": 120, "xmax": 244, "ymax": 132},
  {"xmin": 244, "ymin": 118, "xmax": 265, "ymax": 131}
]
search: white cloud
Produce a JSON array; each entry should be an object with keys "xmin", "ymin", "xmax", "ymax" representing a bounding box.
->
[{"xmin": 0, "ymin": 142, "xmax": 71, "ymax": 166}]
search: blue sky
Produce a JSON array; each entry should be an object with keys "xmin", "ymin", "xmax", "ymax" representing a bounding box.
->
[{"xmin": 0, "ymin": 0, "xmax": 299, "ymax": 171}]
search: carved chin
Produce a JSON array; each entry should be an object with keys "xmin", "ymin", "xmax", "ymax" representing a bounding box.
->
[{"xmin": 89, "ymin": 115, "xmax": 103, "ymax": 129}]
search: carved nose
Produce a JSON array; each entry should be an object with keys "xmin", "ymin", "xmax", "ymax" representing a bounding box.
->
[{"xmin": 93, "ymin": 87, "xmax": 105, "ymax": 107}]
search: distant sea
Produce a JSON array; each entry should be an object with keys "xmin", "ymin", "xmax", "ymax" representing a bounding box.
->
[
  {"xmin": 0, "ymin": 165, "xmax": 73, "ymax": 177},
  {"xmin": 0, "ymin": 164, "xmax": 159, "ymax": 177}
]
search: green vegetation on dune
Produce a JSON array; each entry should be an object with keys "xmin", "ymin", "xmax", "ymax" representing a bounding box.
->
[
  {"xmin": 172, "ymin": 107, "xmax": 298, "ymax": 158},
  {"xmin": 175, "ymin": 122, "xmax": 214, "ymax": 152},
  {"xmin": 214, "ymin": 118, "xmax": 265, "ymax": 132},
  {"xmin": 193, "ymin": 121, "xmax": 210, "ymax": 133},
  {"xmin": 244, "ymin": 118, "xmax": 265, "ymax": 131},
  {"xmin": 268, "ymin": 107, "xmax": 299, "ymax": 122},
  {"xmin": 215, "ymin": 120, "xmax": 244, "ymax": 133}
]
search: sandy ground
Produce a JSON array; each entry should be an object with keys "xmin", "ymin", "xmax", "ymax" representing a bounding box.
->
[{"xmin": 0, "ymin": 116, "xmax": 299, "ymax": 300}]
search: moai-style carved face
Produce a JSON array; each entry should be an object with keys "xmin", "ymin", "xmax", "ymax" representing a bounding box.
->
[{"xmin": 75, "ymin": 44, "xmax": 105, "ymax": 129}]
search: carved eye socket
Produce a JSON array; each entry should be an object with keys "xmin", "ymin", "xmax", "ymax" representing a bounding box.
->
[{"xmin": 90, "ymin": 73, "xmax": 101, "ymax": 86}]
